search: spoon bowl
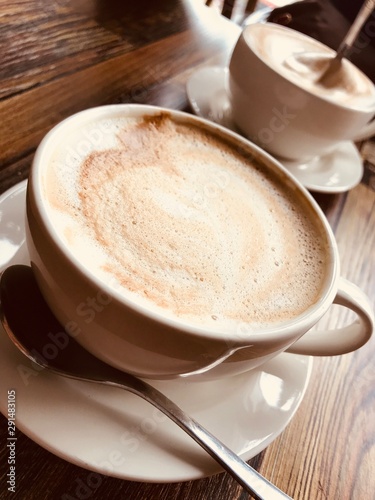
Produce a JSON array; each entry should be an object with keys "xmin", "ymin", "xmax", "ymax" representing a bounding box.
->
[{"xmin": 0, "ymin": 264, "xmax": 292, "ymax": 500}]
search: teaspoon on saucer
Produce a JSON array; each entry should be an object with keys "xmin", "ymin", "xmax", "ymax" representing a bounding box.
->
[{"xmin": 0, "ymin": 265, "xmax": 292, "ymax": 500}]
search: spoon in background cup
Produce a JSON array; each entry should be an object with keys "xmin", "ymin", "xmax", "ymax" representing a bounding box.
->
[
  {"xmin": 318, "ymin": 0, "xmax": 375, "ymax": 86},
  {"xmin": 0, "ymin": 264, "xmax": 292, "ymax": 500}
]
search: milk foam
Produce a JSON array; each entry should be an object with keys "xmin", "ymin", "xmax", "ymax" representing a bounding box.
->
[
  {"xmin": 45, "ymin": 113, "xmax": 329, "ymax": 332},
  {"xmin": 248, "ymin": 24, "xmax": 375, "ymax": 110}
]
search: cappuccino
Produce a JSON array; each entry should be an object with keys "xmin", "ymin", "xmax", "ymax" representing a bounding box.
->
[
  {"xmin": 43, "ymin": 112, "xmax": 329, "ymax": 332},
  {"xmin": 248, "ymin": 23, "xmax": 375, "ymax": 110}
]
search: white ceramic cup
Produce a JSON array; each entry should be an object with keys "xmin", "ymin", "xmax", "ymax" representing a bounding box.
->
[
  {"xmin": 26, "ymin": 104, "xmax": 373, "ymax": 380},
  {"xmin": 228, "ymin": 23, "xmax": 375, "ymax": 161}
]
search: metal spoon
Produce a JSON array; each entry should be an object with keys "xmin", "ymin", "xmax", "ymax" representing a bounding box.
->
[
  {"xmin": 318, "ymin": 0, "xmax": 375, "ymax": 85},
  {"xmin": 0, "ymin": 265, "xmax": 292, "ymax": 500}
]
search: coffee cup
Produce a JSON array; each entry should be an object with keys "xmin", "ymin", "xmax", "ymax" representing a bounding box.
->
[
  {"xmin": 228, "ymin": 23, "xmax": 375, "ymax": 161},
  {"xmin": 26, "ymin": 104, "xmax": 373, "ymax": 379}
]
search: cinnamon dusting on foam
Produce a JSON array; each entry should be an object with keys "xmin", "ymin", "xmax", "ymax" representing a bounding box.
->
[{"xmin": 46, "ymin": 113, "xmax": 329, "ymax": 331}]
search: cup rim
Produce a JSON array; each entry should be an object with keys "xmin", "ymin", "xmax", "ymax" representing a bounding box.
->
[
  {"xmin": 29, "ymin": 103, "xmax": 339, "ymax": 343},
  {"xmin": 239, "ymin": 22, "xmax": 375, "ymax": 115}
]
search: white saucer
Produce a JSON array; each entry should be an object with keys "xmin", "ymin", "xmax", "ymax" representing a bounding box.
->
[
  {"xmin": 0, "ymin": 181, "xmax": 312, "ymax": 482},
  {"xmin": 186, "ymin": 66, "xmax": 364, "ymax": 193}
]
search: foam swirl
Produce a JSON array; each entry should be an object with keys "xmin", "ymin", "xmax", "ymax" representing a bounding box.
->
[{"xmin": 45, "ymin": 114, "xmax": 328, "ymax": 331}]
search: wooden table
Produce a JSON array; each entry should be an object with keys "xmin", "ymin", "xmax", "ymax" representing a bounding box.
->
[{"xmin": 0, "ymin": 1, "xmax": 374, "ymax": 498}]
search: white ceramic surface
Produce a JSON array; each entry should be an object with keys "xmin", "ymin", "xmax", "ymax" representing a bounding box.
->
[
  {"xmin": 0, "ymin": 181, "xmax": 313, "ymax": 482},
  {"xmin": 186, "ymin": 66, "xmax": 364, "ymax": 193}
]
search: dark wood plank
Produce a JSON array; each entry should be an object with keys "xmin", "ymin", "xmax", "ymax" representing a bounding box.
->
[
  {"xmin": 0, "ymin": 0, "xmax": 192, "ymax": 100},
  {"xmin": 0, "ymin": 6, "xmax": 239, "ymax": 167}
]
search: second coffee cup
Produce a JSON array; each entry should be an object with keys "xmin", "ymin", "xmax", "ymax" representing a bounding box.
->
[{"xmin": 228, "ymin": 22, "xmax": 375, "ymax": 161}]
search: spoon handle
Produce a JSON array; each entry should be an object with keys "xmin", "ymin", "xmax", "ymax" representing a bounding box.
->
[
  {"xmin": 105, "ymin": 377, "xmax": 292, "ymax": 499},
  {"xmin": 336, "ymin": 0, "xmax": 375, "ymax": 59},
  {"xmin": 0, "ymin": 264, "xmax": 291, "ymax": 499}
]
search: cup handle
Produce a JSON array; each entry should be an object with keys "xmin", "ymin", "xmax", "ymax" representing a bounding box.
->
[
  {"xmin": 352, "ymin": 117, "xmax": 375, "ymax": 142},
  {"xmin": 286, "ymin": 278, "xmax": 374, "ymax": 356}
]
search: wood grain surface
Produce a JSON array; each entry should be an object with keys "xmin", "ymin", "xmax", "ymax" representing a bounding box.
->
[{"xmin": 0, "ymin": 1, "xmax": 374, "ymax": 499}]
